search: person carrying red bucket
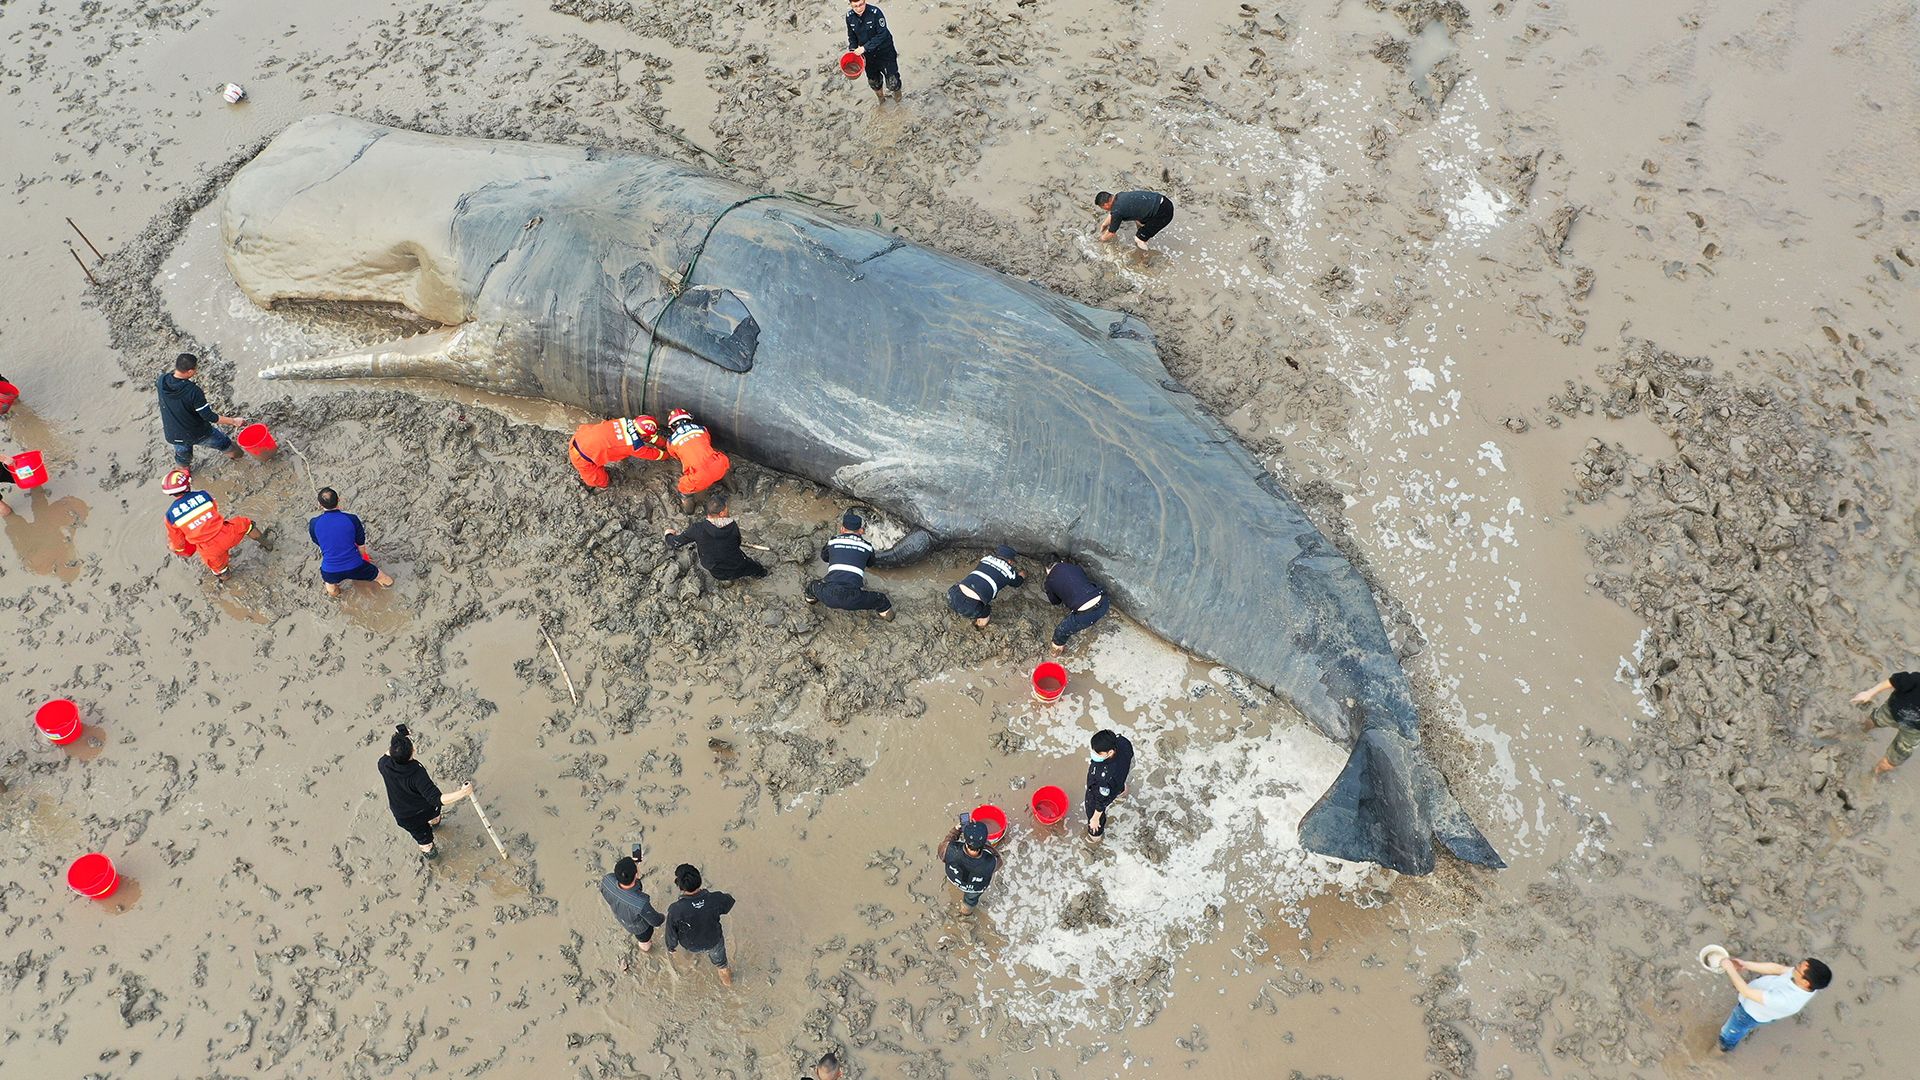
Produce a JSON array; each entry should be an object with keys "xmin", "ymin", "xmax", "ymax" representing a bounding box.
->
[{"xmin": 162, "ymin": 468, "xmax": 272, "ymax": 576}]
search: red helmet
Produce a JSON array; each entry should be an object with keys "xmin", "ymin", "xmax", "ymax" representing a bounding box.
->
[
  {"xmin": 635, "ymin": 415, "xmax": 659, "ymax": 436},
  {"xmin": 667, "ymin": 408, "xmax": 692, "ymax": 424},
  {"xmin": 161, "ymin": 468, "xmax": 192, "ymax": 495}
]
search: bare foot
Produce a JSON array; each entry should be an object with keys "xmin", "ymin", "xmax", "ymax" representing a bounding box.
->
[
  {"xmin": 637, "ymin": 939, "xmax": 653, "ymax": 953},
  {"xmin": 1134, "ymin": 238, "xmax": 1150, "ymax": 252},
  {"xmin": 1875, "ymin": 758, "xmax": 1896, "ymax": 774},
  {"xmin": 716, "ymin": 965, "xmax": 733, "ymax": 987},
  {"xmin": 0, "ymin": 500, "xmax": 12, "ymax": 518},
  {"xmin": 1050, "ymin": 643, "xmax": 1065, "ymax": 655},
  {"xmin": 375, "ymin": 572, "xmax": 394, "ymax": 588},
  {"xmin": 325, "ymin": 583, "xmax": 342, "ymax": 598},
  {"xmin": 878, "ymin": 609, "xmax": 895, "ymax": 621},
  {"xmin": 973, "ymin": 617, "xmax": 989, "ymax": 630}
]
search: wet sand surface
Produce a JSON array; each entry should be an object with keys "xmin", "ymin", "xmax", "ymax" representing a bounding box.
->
[{"xmin": 4, "ymin": 0, "xmax": 1919, "ymax": 1077}]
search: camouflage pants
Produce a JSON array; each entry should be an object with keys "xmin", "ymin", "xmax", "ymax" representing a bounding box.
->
[{"xmin": 1870, "ymin": 704, "xmax": 1920, "ymax": 766}]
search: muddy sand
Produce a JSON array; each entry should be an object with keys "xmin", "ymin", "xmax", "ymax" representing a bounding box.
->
[{"xmin": 5, "ymin": 1, "xmax": 1920, "ymax": 1077}]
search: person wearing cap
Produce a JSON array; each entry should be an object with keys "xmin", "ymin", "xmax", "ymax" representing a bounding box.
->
[
  {"xmin": 1043, "ymin": 557, "xmax": 1110, "ymax": 654},
  {"xmin": 1094, "ymin": 190, "xmax": 1177, "ymax": 252},
  {"xmin": 845, "ymin": 0, "xmax": 902, "ymax": 104},
  {"xmin": 664, "ymin": 491, "xmax": 767, "ymax": 583},
  {"xmin": 570, "ymin": 415, "xmax": 665, "ymax": 490},
  {"xmin": 378, "ymin": 725, "xmax": 473, "ymax": 858},
  {"xmin": 1084, "ymin": 728, "xmax": 1135, "ymax": 842},
  {"xmin": 947, "ymin": 544, "xmax": 1026, "ymax": 628},
  {"xmin": 664, "ymin": 863, "xmax": 737, "ymax": 986},
  {"xmin": 162, "ymin": 468, "xmax": 270, "ymax": 576},
  {"xmin": 156, "ymin": 353, "xmax": 248, "ymax": 466},
  {"xmin": 308, "ymin": 487, "xmax": 395, "ymax": 597},
  {"xmin": 940, "ymin": 818, "xmax": 1001, "ymax": 914},
  {"xmin": 805, "ymin": 511, "xmax": 894, "ymax": 620},
  {"xmin": 661, "ymin": 408, "xmax": 731, "ymax": 514},
  {"xmin": 600, "ymin": 851, "xmax": 666, "ymax": 956}
]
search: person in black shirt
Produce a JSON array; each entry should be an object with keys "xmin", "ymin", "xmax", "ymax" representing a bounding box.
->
[
  {"xmin": 377, "ymin": 725, "xmax": 472, "ymax": 858},
  {"xmin": 947, "ymin": 544, "xmax": 1026, "ymax": 628},
  {"xmin": 1085, "ymin": 728, "xmax": 1135, "ymax": 841},
  {"xmin": 664, "ymin": 493, "xmax": 768, "ymax": 583},
  {"xmin": 600, "ymin": 852, "xmax": 666, "ymax": 958},
  {"xmin": 1044, "ymin": 558, "xmax": 1111, "ymax": 654},
  {"xmin": 1094, "ymin": 190, "xmax": 1177, "ymax": 251},
  {"xmin": 846, "ymin": 0, "xmax": 902, "ymax": 103},
  {"xmin": 1852, "ymin": 671, "xmax": 1920, "ymax": 774},
  {"xmin": 156, "ymin": 353, "xmax": 248, "ymax": 466},
  {"xmin": 941, "ymin": 819, "xmax": 1000, "ymax": 914},
  {"xmin": 665, "ymin": 863, "xmax": 737, "ymax": 986}
]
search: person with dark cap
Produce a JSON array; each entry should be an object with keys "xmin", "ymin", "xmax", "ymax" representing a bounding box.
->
[
  {"xmin": 1093, "ymin": 190, "xmax": 1176, "ymax": 252},
  {"xmin": 156, "ymin": 353, "xmax": 248, "ymax": 466},
  {"xmin": 309, "ymin": 487, "xmax": 395, "ymax": 597},
  {"xmin": 377, "ymin": 725, "xmax": 472, "ymax": 858},
  {"xmin": 1044, "ymin": 557, "xmax": 1111, "ymax": 654},
  {"xmin": 600, "ymin": 846, "xmax": 666, "ymax": 959},
  {"xmin": 845, "ymin": 0, "xmax": 902, "ymax": 104},
  {"xmin": 664, "ymin": 863, "xmax": 737, "ymax": 986},
  {"xmin": 947, "ymin": 544, "xmax": 1026, "ymax": 628},
  {"xmin": 940, "ymin": 818, "xmax": 1001, "ymax": 914},
  {"xmin": 1084, "ymin": 728, "xmax": 1135, "ymax": 842},
  {"xmin": 804, "ymin": 511, "xmax": 893, "ymax": 620},
  {"xmin": 804, "ymin": 1051, "xmax": 845, "ymax": 1080},
  {"xmin": 664, "ymin": 492, "xmax": 767, "ymax": 583}
]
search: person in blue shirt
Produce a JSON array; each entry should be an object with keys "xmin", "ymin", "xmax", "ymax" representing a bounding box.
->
[{"xmin": 308, "ymin": 487, "xmax": 394, "ymax": 597}]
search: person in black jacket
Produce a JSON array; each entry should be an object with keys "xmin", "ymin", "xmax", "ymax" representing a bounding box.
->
[
  {"xmin": 665, "ymin": 863, "xmax": 737, "ymax": 986},
  {"xmin": 846, "ymin": 0, "xmax": 902, "ymax": 103},
  {"xmin": 664, "ymin": 493, "xmax": 767, "ymax": 583},
  {"xmin": 941, "ymin": 819, "xmax": 1000, "ymax": 914},
  {"xmin": 377, "ymin": 725, "xmax": 472, "ymax": 858},
  {"xmin": 156, "ymin": 353, "xmax": 247, "ymax": 466},
  {"xmin": 1094, "ymin": 190, "xmax": 1177, "ymax": 251},
  {"xmin": 947, "ymin": 545, "xmax": 1025, "ymax": 628},
  {"xmin": 1084, "ymin": 728, "xmax": 1135, "ymax": 841},
  {"xmin": 1852, "ymin": 671, "xmax": 1920, "ymax": 774},
  {"xmin": 1044, "ymin": 558, "xmax": 1111, "ymax": 654},
  {"xmin": 600, "ymin": 851, "xmax": 666, "ymax": 959}
]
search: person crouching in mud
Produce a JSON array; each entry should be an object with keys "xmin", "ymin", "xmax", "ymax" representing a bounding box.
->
[
  {"xmin": 377, "ymin": 725, "xmax": 472, "ymax": 859},
  {"xmin": 804, "ymin": 511, "xmax": 894, "ymax": 620}
]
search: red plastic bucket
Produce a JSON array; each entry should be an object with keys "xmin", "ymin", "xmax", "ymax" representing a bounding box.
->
[
  {"xmin": 1030, "ymin": 785, "xmax": 1068, "ymax": 825},
  {"xmin": 67, "ymin": 853, "xmax": 119, "ymax": 899},
  {"xmin": 235, "ymin": 423, "xmax": 278, "ymax": 456},
  {"xmin": 0, "ymin": 380, "xmax": 18, "ymax": 415},
  {"xmin": 839, "ymin": 51, "xmax": 865, "ymax": 78},
  {"xmin": 1031, "ymin": 662, "xmax": 1067, "ymax": 702},
  {"xmin": 35, "ymin": 699, "xmax": 83, "ymax": 745},
  {"xmin": 970, "ymin": 804, "xmax": 1008, "ymax": 844},
  {"xmin": 9, "ymin": 450, "xmax": 48, "ymax": 489}
]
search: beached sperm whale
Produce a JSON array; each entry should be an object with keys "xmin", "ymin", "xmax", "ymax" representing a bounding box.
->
[{"xmin": 227, "ymin": 114, "xmax": 1500, "ymax": 875}]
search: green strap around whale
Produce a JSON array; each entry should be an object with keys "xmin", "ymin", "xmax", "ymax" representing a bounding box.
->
[{"xmin": 633, "ymin": 193, "xmax": 778, "ymax": 416}]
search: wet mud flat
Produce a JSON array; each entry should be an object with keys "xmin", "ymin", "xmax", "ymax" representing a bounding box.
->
[{"xmin": 5, "ymin": 0, "xmax": 1920, "ymax": 1078}]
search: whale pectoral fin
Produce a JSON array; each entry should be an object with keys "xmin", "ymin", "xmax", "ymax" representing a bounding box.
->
[
  {"xmin": 1297, "ymin": 728, "xmax": 1504, "ymax": 874},
  {"xmin": 870, "ymin": 529, "xmax": 939, "ymax": 568},
  {"xmin": 258, "ymin": 327, "xmax": 487, "ymax": 385}
]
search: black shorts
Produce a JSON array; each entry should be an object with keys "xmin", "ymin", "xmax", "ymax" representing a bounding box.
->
[
  {"xmin": 1135, "ymin": 200, "xmax": 1175, "ymax": 241},
  {"xmin": 322, "ymin": 560, "xmax": 380, "ymax": 585},
  {"xmin": 946, "ymin": 584, "xmax": 990, "ymax": 620},
  {"xmin": 396, "ymin": 814, "xmax": 437, "ymax": 846},
  {"xmin": 864, "ymin": 51, "xmax": 902, "ymax": 92},
  {"xmin": 709, "ymin": 558, "xmax": 768, "ymax": 582}
]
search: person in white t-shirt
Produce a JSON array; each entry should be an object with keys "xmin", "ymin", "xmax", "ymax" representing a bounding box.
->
[{"xmin": 1717, "ymin": 954, "xmax": 1832, "ymax": 1052}]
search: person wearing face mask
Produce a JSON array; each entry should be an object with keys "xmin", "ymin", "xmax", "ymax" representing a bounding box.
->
[
  {"xmin": 845, "ymin": 0, "xmax": 902, "ymax": 104},
  {"xmin": 1084, "ymin": 728, "xmax": 1134, "ymax": 842}
]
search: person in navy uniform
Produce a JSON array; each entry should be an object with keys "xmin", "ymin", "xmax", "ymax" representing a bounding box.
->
[
  {"xmin": 947, "ymin": 544, "xmax": 1026, "ymax": 628},
  {"xmin": 1084, "ymin": 728, "xmax": 1135, "ymax": 841},
  {"xmin": 1043, "ymin": 557, "xmax": 1111, "ymax": 653},
  {"xmin": 846, "ymin": 0, "xmax": 902, "ymax": 103},
  {"xmin": 804, "ymin": 511, "xmax": 895, "ymax": 620},
  {"xmin": 940, "ymin": 819, "xmax": 1000, "ymax": 914}
]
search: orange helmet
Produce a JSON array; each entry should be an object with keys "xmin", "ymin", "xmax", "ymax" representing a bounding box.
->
[
  {"xmin": 667, "ymin": 408, "xmax": 692, "ymax": 424},
  {"xmin": 161, "ymin": 468, "xmax": 192, "ymax": 495}
]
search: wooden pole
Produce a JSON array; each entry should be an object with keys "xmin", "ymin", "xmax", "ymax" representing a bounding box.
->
[
  {"xmin": 66, "ymin": 218, "xmax": 105, "ymax": 262},
  {"xmin": 68, "ymin": 247, "xmax": 98, "ymax": 286},
  {"xmin": 542, "ymin": 627, "xmax": 579, "ymax": 704},
  {"xmin": 469, "ymin": 787, "xmax": 509, "ymax": 861}
]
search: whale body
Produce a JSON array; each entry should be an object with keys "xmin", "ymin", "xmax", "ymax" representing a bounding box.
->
[{"xmin": 225, "ymin": 115, "xmax": 1501, "ymax": 875}]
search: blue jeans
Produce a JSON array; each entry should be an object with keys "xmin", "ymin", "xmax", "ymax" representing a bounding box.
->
[
  {"xmin": 169, "ymin": 429, "xmax": 233, "ymax": 465},
  {"xmin": 1719, "ymin": 1003, "xmax": 1768, "ymax": 1051},
  {"xmin": 1052, "ymin": 594, "xmax": 1111, "ymax": 646}
]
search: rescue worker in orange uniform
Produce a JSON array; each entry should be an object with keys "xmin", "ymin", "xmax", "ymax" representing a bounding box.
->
[
  {"xmin": 570, "ymin": 415, "xmax": 665, "ymax": 489},
  {"xmin": 662, "ymin": 408, "xmax": 731, "ymax": 513},
  {"xmin": 162, "ymin": 468, "xmax": 269, "ymax": 576}
]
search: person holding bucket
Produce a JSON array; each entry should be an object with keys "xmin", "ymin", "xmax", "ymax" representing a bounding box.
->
[
  {"xmin": 1085, "ymin": 728, "xmax": 1135, "ymax": 842},
  {"xmin": 309, "ymin": 487, "xmax": 395, "ymax": 597},
  {"xmin": 939, "ymin": 818, "xmax": 1000, "ymax": 914},
  {"xmin": 947, "ymin": 544, "xmax": 1026, "ymax": 628},
  {"xmin": 162, "ymin": 468, "xmax": 271, "ymax": 576},
  {"xmin": 1043, "ymin": 558, "xmax": 1111, "ymax": 653},
  {"xmin": 378, "ymin": 725, "xmax": 473, "ymax": 859},
  {"xmin": 845, "ymin": 0, "xmax": 902, "ymax": 103},
  {"xmin": 156, "ymin": 353, "xmax": 248, "ymax": 466}
]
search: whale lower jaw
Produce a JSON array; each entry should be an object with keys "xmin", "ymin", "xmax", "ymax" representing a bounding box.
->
[{"xmin": 258, "ymin": 327, "xmax": 484, "ymax": 385}]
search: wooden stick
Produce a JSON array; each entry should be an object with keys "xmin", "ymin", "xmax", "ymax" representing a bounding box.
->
[
  {"xmin": 68, "ymin": 246, "xmax": 98, "ymax": 286},
  {"xmin": 67, "ymin": 218, "xmax": 105, "ymax": 262},
  {"xmin": 541, "ymin": 627, "xmax": 579, "ymax": 704},
  {"xmin": 469, "ymin": 788, "xmax": 509, "ymax": 861},
  {"xmin": 743, "ymin": 543, "xmax": 771, "ymax": 552}
]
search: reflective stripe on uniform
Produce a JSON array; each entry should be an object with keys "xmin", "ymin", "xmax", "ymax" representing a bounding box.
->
[
  {"xmin": 827, "ymin": 563, "xmax": 866, "ymax": 579},
  {"xmin": 668, "ymin": 424, "xmax": 706, "ymax": 445}
]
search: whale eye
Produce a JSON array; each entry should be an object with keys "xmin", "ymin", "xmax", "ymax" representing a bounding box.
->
[{"xmin": 635, "ymin": 287, "xmax": 758, "ymax": 373}]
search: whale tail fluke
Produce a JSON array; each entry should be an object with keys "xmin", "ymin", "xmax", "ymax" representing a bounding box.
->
[{"xmin": 1297, "ymin": 727, "xmax": 1505, "ymax": 875}]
